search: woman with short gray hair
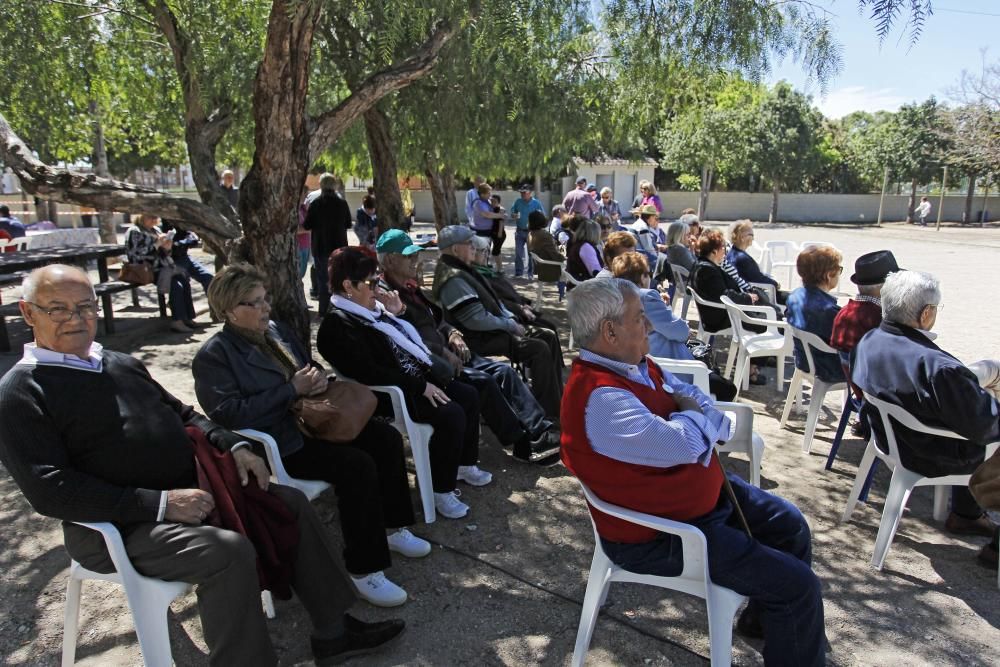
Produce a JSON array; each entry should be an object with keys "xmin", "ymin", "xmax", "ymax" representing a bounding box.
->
[
  {"xmin": 665, "ymin": 220, "xmax": 696, "ymax": 272},
  {"xmin": 880, "ymin": 270, "xmax": 940, "ymax": 327},
  {"xmin": 567, "ymin": 278, "xmax": 638, "ymax": 347},
  {"xmin": 597, "ymin": 187, "xmax": 622, "ymax": 225}
]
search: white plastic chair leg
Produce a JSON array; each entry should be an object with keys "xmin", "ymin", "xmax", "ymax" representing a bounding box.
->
[
  {"xmin": 872, "ymin": 469, "xmax": 921, "ymax": 570},
  {"xmin": 779, "ymin": 372, "xmax": 803, "ymax": 428},
  {"xmin": 776, "ymin": 354, "xmax": 786, "ymax": 392},
  {"xmin": 408, "ymin": 426, "xmax": 437, "ymax": 524},
  {"xmin": 262, "ymin": 590, "xmax": 276, "ymax": 619},
  {"xmin": 61, "ymin": 577, "xmax": 83, "ymax": 667},
  {"xmin": 802, "ymin": 382, "xmax": 831, "ymax": 454},
  {"xmin": 731, "ymin": 351, "xmax": 749, "ymax": 396},
  {"xmin": 932, "ymin": 486, "xmax": 951, "ymax": 522},
  {"xmin": 130, "ymin": 585, "xmax": 181, "ymax": 667},
  {"xmin": 571, "ymin": 552, "xmax": 614, "ymax": 667},
  {"xmin": 705, "ymin": 588, "xmax": 744, "ymax": 667},
  {"xmin": 749, "ymin": 433, "xmax": 764, "ymax": 487},
  {"xmin": 842, "ymin": 442, "xmax": 877, "ymax": 522},
  {"xmin": 723, "ymin": 339, "xmax": 738, "ymax": 379}
]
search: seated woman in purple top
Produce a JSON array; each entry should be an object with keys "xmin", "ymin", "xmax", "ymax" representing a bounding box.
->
[
  {"xmin": 784, "ymin": 246, "xmax": 844, "ymax": 383},
  {"xmin": 566, "ymin": 219, "xmax": 604, "ymax": 281}
]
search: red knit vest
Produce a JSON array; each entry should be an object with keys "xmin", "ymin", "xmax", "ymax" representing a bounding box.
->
[{"xmin": 561, "ymin": 357, "xmax": 724, "ymax": 543}]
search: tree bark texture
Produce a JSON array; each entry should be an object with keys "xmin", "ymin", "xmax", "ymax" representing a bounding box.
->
[
  {"xmin": 905, "ymin": 179, "xmax": 917, "ymax": 223},
  {"xmin": 698, "ymin": 164, "xmax": 712, "ymax": 220},
  {"xmin": 964, "ymin": 174, "xmax": 977, "ymax": 223},
  {"xmin": 768, "ymin": 183, "xmax": 780, "ymax": 223},
  {"xmin": 425, "ymin": 160, "xmax": 458, "ymax": 231},
  {"xmin": 89, "ymin": 100, "xmax": 116, "ymax": 244},
  {"xmin": 364, "ymin": 105, "xmax": 404, "ymax": 235}
]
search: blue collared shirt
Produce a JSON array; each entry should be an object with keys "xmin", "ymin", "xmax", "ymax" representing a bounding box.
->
[{"xmin": 578, "ymin": 349, "xmax": 732, "ymax": 469}]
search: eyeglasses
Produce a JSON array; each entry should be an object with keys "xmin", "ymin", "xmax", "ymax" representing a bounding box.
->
[
  {"xmin": 237, "ymin": 297, "xmax": 270, "ymax": 309},
  {"xmin": 353, "ymin": 277, "xmax": 381, "ymax": 290},
  {"xmin": 27, "ymin": 301, "xmax": 101, "ymax": 322}
]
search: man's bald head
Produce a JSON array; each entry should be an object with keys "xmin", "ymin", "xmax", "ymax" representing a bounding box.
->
[{"xmin": 22, "ymin": 264, "xmax": 94, "ymax": 303}]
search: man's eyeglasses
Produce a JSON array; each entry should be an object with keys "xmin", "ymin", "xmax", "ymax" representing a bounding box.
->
[
  {"xmin": 27, "ymin": 301, "xmax": 100, "ymax": 322},
  {"xmin": 237, "ymin": 297, "xmax": 271, "ymax": 309}
]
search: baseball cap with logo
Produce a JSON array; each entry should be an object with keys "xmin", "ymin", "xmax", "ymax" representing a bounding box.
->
[{"xmin": 375, "ymin": 229, "xmax": 422, "ymax": 256}]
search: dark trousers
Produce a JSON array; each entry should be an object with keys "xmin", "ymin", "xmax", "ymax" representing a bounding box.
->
[
  {"xmin": 283, "ymin": 421, "xmax": 414, "ymax": 575},
  {"xmin": 176, "ymin": 255, "xmax": 214, "ymax": 292},
  {"xmin": 65, "ymin": 484, "xmax": 356, "ymax": 667},
  {"xmin": 409, "ymin": 378, "xmax": 481, "ymax": 492},
  {"xmin": 602, "ymin": 474, "xmax": 825, "ymax": 667},
  {"xmin": 167, "ymin": 274, "xmax": 195, "ymax": 322},
  {"xmin": 952, "ymin": 486, "xmax": 984, "ymax": 519},
  {"xmin": 467, "ymin": 330, "xmax": 563, "ymax": 421},
  {"xmin": 314, "ymin": 252, "xmax": 331, "ymax": 315},
  {"xmin": 465, "ymin": 354, "xmax": 551, "ymax": 443}
]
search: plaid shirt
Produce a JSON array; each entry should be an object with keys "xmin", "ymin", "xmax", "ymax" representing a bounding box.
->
[{"xmin": 830, "ymin": 297, "xmax": 882, "ymax": 353}]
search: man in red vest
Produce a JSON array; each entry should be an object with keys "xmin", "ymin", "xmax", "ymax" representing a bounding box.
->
[{"xmin": 561, "ymin": 278, "xmax": 825, "ymax": 666}]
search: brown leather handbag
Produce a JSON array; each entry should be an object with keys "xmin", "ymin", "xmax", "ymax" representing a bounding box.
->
[
  {"xmin": 293, "ymin": 378, "xmax": 377, "ymax": 443},
  {"xmin": 120, "ymin": 262, "xmax": 154, "ymax": 285},
  {"xmin": 970, "ymin": 449, "xmax": 1000, "ymax": 512}
]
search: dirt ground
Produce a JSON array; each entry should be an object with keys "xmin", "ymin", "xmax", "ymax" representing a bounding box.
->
[{"xmin": 0, "ymin": 220, "xmax": 998, "ymax": 666}]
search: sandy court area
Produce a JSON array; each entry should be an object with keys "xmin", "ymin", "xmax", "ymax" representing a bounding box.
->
[{"xmin": 0, "ymin": 220, "xmax": 998, "ymax": 666}]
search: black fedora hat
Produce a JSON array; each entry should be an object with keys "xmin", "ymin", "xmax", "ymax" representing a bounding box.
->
[{"xmin": 851, "ymin": 250, "xmax": 901, "ymax": 285}]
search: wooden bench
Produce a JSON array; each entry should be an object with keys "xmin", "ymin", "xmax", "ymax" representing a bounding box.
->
[{"xmin": 0, "ymin": 281, "xmax": 167, "ymax": 352}]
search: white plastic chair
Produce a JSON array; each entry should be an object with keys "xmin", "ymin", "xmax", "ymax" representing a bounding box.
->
[
  {"xmin": 235, "ymin": 429, "xmax": 331, "ymax": 501},
  {"xmin": 653, "ymin": 357, "xmax": 765, "ymax": 487},
  {"xmin": 720, "ymin": 296, "xmax": 790, "ymax": 396},
  {"xmin": 571, "ymin": 481, "xmax": 745, "ymax": 667},
  {"xmin": 669, "ymin": 263, "xmax": 692, "ymax": 320},
  {"xmin": 747, "ymin": 241, "xmax": 766, "ymax": 267},
  {"xmin": 762, "ymin": 241, "xmax": 799, "ymax": 289},
  {"xmin": 0, "ymin": 237, "xmax": 29, "ymax": 252},
  {"xmin": 62, "ymin": 521, "xmax": 191, "ymax": 667},
  {"xmin": 841, "ymin": 393, "xmax": 1000, "ymax": 571},
  {"xmin": 779, "ymin": 328, "xmax": 848, "ymax": 454},
  {"xmin": 328, "ymin": 371, "xmax": 438, "ymax": 524},
  {"xmin": 529, "ymin": 252, "xmax": 566, "ymax": 303},
  {"xmin": 687, "ymin": 287, "xmax": 738, "ymax": 378}
]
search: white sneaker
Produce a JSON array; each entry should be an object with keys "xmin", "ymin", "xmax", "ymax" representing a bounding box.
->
[
  {"xmin": 457, "ymin": 465, "xmax": 493, "ymax": 487},
  {"xmin": 351, "ymin": 571, "xmax": 407, "ymax": 607},
  {"xmin": 387, "ymin": 528, "xmax": 431, "ymax": 558},
  {"xmin": 434, "ymin": 490, "xmax": 469, "ymax": 519}
]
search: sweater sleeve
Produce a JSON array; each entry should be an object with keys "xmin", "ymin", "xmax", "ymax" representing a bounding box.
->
[
  {"xmin": 439, "ymin": 279, "xmax": 518, "ymax": 333},
  {"xmin": 580, "ymin": 243, "xmax": 602, "ymax": 275},
  {"xmin": 642, "ymin": 290, "xmax": 690, "ymax": 343},
  {"xmin": 0, "ymin": 374, "xmax": 162, "ymax": 524}
]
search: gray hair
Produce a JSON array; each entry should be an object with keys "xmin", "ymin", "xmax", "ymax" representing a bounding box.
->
[
  {"xmin": 665, "ymin": 221, "xmax": 689, "ymax": 246},
  {"xmin": 678, "ymin": 213, "xmax": 699, "ymax": 227},
  {"xmin": 551, "ymin": 204, "xmax": 566, "ymax": 218},
  {"xmin": 575, "ymin": 219, "xmax": 601, "ymax": 246},
  {"xmin": 881, "ymin": 270, "xmax": 940, "ymax": 326},
  {"xmin": 567, "ymin": 278, "xmax": 640, "ymax": 347},
  {"xmin": 319, "ymin": 172, "xmax": 337, "ymax": 191},
  {"xmin": 22, "ymin": 264, "xmax": 95, "ymax": 302},
  {"xmin": 599, "ymin": 187, "xmax": 613, "ymax": 197},
  {"xmin": 470, "ymin": 234, "xmax": 491, "ymax": 253},
  {"xmin": 207, "ymin": 263, "xmax": 267, "ymax": 321}
]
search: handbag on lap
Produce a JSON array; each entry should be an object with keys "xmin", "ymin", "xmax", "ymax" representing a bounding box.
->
[
  {"xmin": 293, "ymin": 378, "xmax": 377, "ymax": 443},
  {"xmin": 120, "ymin": 262, "xmax": 154, "ymax": 285}
]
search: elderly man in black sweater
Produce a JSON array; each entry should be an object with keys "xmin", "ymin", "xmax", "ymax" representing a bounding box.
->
[{"xmin": 0, "ymin": 264, "xmax": 404, "ymax": 666}]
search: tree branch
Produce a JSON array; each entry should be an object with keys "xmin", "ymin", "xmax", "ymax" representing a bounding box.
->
[
  {"xmin": 307, "ymin": 9, "xmax": 473, "ymax": 162},
  {"xmin": 44, "ymin": 0, "xmax": 157, "ymax": 28},
  {"xmin": 0, "ymin": 111, "xmax": 239, "ymax": 241}
]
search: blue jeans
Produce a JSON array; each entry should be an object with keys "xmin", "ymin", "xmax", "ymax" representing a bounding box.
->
[
  {"xmin": 314, "ymin": 252, "xmax": 331, "ymax": 315},
  {"xmin": 601, "ymin": 474, "xmax": 825, "ymax": 666},
  {"xmin": 514, "ymin": 228, "xmax": 533, "ymax": 277},
  {"xmin": 298, "ymin": 248, "xmax": 311, "ymax": 279},
  {"xmin": 175, "ymin": 255, "xmax": 213, "ymax": 292},
  {"xmin": 167, "ymin": 274, "xmax": 196, "ymax": 322}
]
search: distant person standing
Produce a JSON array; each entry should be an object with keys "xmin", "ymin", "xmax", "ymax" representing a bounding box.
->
[
  {"xmin": 355, "ymin": 195, "xmax": 378, "ymax": 249},
  {"xmin": 562, "ymin": 176, "xmax": 599, "ymax": 219},
  {"xmin": 915, "ymin": 197, "xmax": 932, "ymax": 227},
  {"xmin": 220, "ymin": 170, "xmax": 239, "ymax": 211},
  {"xmin": 303, "ymin": 173, "xmax": 352, "ymax": 315},
  {"xmin": 465, "ymin": 176, "xmax": 485, "ymax": 227},
  {"xmin": 510, "ymin": 184, "xmax": 544, "ymax": 278}
]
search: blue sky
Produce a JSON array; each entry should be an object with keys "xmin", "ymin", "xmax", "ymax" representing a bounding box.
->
[{"xmin": 768, "ymin": 0, "xmax": 1000, "ymax": 118}]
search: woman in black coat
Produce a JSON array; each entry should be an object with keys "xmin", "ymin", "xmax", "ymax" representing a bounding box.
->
[
  {"xmin": 316, "ymin": 247, "xmax": 490, "ymax": 522},
  {"xmin": 192, "ymin": 263, "xmax": 428, "ymax": 608}
]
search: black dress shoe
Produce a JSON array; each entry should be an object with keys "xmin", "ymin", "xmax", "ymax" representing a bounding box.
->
[
  {"xmin": 312, "ymin": 615, "xmax": 405, "ymax": 665},
  {"xmin": 513, "ymin": 429, "xmax": 561, "ymax": 462},
  {"xmin": 945, "ymin": 512, "xmax": 997, "ymax": 538}
]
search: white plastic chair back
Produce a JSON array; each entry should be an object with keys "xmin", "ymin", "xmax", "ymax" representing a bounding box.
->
[
  {"xmin": 687, "ymin": 287, "xmax": 738, "ymax": 378},
  {"xmin": 763, "ymin": 240, "xmax": 799, "ymax": 288},
  {"xmin": 669, "ymin": 263, "xmax": 692, "ymax": 320},
  {"xmin": 235, "ymin": 429, "xmax": 331, "ymax": 501},
  {"xmin": 572, "ymin": 481, "xmax": 745, "ymax": 667},
  {"xmin": 330, "ymin": 369, "xmax": 438, "ymax": 523},
  {"xmin": 651, "ymin": 357, "xmax": 765, "ymax": 486},
  {"xmin": 720, "ymin": 295, "xmax": 789, "ymax": 395},
  {"xmin": 747, "ymin": 241, "xmax": 766, "ymax": 266},
  {"xmin": 779, "ymin": 328, "xmax": 847, "ymax": 454},
  {"xmin": 530, "ymin": 251, "xmax": 565, "ymax": 303},
  {"xmin": 63, "ymin": 522, "xmax": 191, "ymax": 667},
  {"xmin": 842, "ymin": 393, "xmax": 1000, "ymax": 571},
  {"xmin": 800, "ymin": 241, "xmax": 836, "ymax": 252}
]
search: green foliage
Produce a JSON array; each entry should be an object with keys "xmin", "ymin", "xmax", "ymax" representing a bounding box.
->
[
  {"xmin": 675, "ymin": 173, "xmax": 701, "ymax": 191},
  {"xmin": 749, "ymin": 82, "xmax": 823, "ymax": 190}
]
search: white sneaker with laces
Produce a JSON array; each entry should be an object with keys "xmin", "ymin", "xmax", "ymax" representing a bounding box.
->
[
  {"xmin": 456, "ymin": 465, "xmax": 493, "ymax": 487},
  {"xmin": 434, "ymin": 490, "xmax": 469, "ymax": 519},
  {"xmin": 387, "ymin": 528, "xmax": 431, "ymax": 558},
  {"xmin": 351, "ymin": 571, "xmax": 407, "ymax": 607}
]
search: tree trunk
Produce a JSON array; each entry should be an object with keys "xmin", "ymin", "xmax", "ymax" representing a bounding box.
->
[
  {"xmin": 698, "ymin": 164, "xmax": 712, "ymax": 219},
  {"xmin": 34, "ymin": 197, "xmax": 47, "ymax": 222},
  {"xmin": 424, "ymin": 159, "xmax": 458, "ymax": 230},
  {"xmin": 963, "ymin": 173, "xmax": 977, "ymax": 224},
  {"xmin": 236, "ymin": 0, "xmax": 320, "ymax": 345},
  {"xmin": 363, "ymin": 104, "xmax": 404, "ymax": 235},
  {"xmin": 89, "ymin": 100, "xmax": 116, "ymax": 243},
  {"xmin": 768, "ymin": 183, "xmax": 779, "ymax": 223},
  {"xmin": 979, "ymin": 176, "xmax": 991, "ymax": 225},
  {"xmin": 905, "ymin": 178, "xmax": 917, "ymax": 223}
]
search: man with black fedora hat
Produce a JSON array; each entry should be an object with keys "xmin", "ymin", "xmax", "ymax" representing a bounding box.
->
[{"xmin": 831, "ymin": 250, "xmax": 900, "ymax": 361}]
